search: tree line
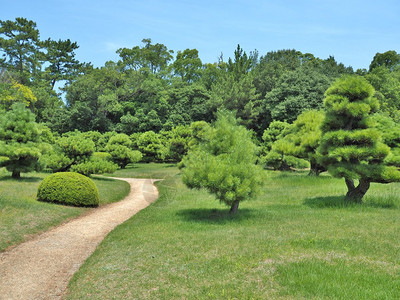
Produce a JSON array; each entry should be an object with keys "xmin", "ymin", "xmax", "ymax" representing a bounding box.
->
[{"xmin": 2, "ymin": 17, "xmax": 400, "ymax": 210}]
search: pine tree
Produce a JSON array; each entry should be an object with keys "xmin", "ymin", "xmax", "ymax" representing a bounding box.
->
[
  {"xmin": 181, "ymin": 111, "xmax": 263, "ymax": 214},
  {"xmin": 0, "ymin": 103, "xmax": 48, "ymax": 178},
  {"xmin": 318, "ymin": 76, "xmax": 400, "ymax": 202}
]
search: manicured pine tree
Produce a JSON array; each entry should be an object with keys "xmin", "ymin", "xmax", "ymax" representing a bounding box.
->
[
  {"xmin": 105, "ymin": 133, "xmax": 142, "ymax": 169},
  {"xmin": 318, "ymin": 75, "xmax": 400, "ymax": 202}
]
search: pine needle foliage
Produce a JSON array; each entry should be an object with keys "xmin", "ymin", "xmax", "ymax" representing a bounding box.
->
[
  {"xmin": 318, "ymin": 75, "xmax": 400, "ymax": 202},
  {"xmin": 181, "ymin": 111, "xmax": 263, "ymax": 214}
]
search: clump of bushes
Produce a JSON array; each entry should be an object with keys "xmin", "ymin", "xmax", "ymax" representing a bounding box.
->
[{"xmin": 37, "ymin": 172, "xmax": 99, "ymax": 207}]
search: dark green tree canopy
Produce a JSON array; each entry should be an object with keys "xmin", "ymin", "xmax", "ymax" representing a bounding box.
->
[
  {"xmin": 263, "ymin": 66, "xmax": 331, "ymax": 123},
  {"xmin": 172, "ymin": 48, "xmax": 202, "ymax": 83},
  {"xmin": 117, "ymin": 38, "xmax": 174, "ymax": 74},
  {"xmin": 369, "ymin": 50, "xmax": 400, "ymax": 72}
]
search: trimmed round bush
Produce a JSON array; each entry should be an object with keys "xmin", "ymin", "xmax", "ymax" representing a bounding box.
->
[{"xmin": 37, "ymin": 172, "xmax": 99, "ymax": 207}]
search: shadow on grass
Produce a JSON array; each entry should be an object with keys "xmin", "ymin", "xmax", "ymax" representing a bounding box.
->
[
  {"xmin": 0, "ymin": 176, "xmax": 42, "ymax": 182},
  {"xmin": 177, "ymin": 208, "xmax": 255, "ymax": 224},
  {"xmin": 304, "ymin": 196, "xmax": 397, "ymax": 209},
  {"xmin": 304, "ymin": 196, "xmax": 353, "ymax": 208}
]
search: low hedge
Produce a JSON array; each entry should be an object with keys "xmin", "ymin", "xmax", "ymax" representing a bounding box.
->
[{"xmin": 37, "ymin": 172, "xmax": 99, "ymax": 207}]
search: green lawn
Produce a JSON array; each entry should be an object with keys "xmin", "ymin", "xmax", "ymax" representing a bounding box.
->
[
  {"xmin": 0, "ymin": 169, "xmax": 130, "ymax": 252},
  {"xmin": 66, "ymin": 165, "xmax": 400, "ymax": 299}
]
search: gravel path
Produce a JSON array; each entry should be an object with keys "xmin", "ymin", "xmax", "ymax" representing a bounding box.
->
[{"xmin": 0, "ymin": 178, "xmax": 159, "ymax": 300}]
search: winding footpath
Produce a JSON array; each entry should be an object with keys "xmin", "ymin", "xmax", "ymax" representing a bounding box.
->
[{"xmin": 0, "ymin": 178, "xmax": 159, "ymax": 300}]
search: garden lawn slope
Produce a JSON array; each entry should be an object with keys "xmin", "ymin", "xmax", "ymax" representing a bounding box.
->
[{"xmin": 67, "ymin": 165, "xmax": 400, "ymax": 299}]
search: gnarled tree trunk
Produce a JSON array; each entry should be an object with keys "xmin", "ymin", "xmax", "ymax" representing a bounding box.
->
[
  {"xmin": 12, "ymin": 170, "xmax": 21, "ymax": 179},
  {"xmin": 229, "ymin": 200, "xmax": 240, "ymax": 214},
  {"xmin": 345, "ymin": 178, "xmax": 370, "ymax": 203}
]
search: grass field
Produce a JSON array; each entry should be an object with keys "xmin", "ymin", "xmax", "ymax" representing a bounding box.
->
[
  {"xmin": 66, "ymin": 165, "xmax": 400, "ymax": 299},
  {"xmin": 0, "ymin": 169, "xmax": 130, "ymax": 252}
]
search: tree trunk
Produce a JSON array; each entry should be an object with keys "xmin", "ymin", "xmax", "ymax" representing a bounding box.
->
[
  {"xmin": 345, "ymin": 178, "xmax": 370, "ymax": 203},
  {"xmin": 12, "ymin": 170, "xmax": 21, "ymax": 179},
  {"xmin": 278, "ymin": 157, "xmax": 291, "ymax": 171},
  {"xmin": 308, "ymin": 159, "xmax": 325, "ymax": 176},
  {"xmin": 229, "ymin": 200, "xmax": 240, "ymax": 214}
]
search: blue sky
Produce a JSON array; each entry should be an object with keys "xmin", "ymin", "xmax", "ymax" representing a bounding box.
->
[{"xmin": 2, "ymin": 0, "xmax": 400, "ymax": 70}]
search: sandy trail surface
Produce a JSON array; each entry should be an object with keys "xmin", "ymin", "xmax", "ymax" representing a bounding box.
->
[{"xmin": 0, "ymin": 178, "xmax": 159, "ymax": 300}]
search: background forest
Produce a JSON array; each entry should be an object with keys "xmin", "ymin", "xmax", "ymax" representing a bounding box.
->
[{"xmin": 1, "ymin": 17, "xmax": 400, "ymax": 176}]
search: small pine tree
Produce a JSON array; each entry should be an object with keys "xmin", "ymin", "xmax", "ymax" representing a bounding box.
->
[
  {"xmin": 105, "ymin": 133, "xmax": 142, "ymax": 168},
  {"xmin": 318, "ymin": 76, "xmax": 400, "ymax": 202},
  {"xmin": 0, "ymin": 103, "xmax": 48, "ymax": 178},
  {"xmin": 181, "ymin": 111, "xmax": 263, "ymax": 214}
]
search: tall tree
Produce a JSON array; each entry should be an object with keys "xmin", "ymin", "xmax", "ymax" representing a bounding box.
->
[
  {"xmin": 210, "ymin": 72, "xmax": 261, "ymax": 129},
  {"xmin": 172, "ymin": 48, "xmax": 202, "ymax": 82},
  {"xmin": 253, "ymin": 49, "xmax": 310, "ymax": 97},
  {"xmin": 318, "ymin": 76, "xmax": 400, "ymax": 202},
  {"xmin": 0, "ymin": 18, "xmax": 41, "ymax": 85},
  {"xmin": 41, "ymin": 38, "xmax": 84, "ymax": 89},
  {"xmin": 227, "ymin": 44, "xmax": 257, "ymax": 80},
  {"xmin": 369, "ymin": 50, "xmax": 400, "ymax": 72},
  {"xmin": 117, "ymin": 38, "xmax": 173, "ymax": 74}
]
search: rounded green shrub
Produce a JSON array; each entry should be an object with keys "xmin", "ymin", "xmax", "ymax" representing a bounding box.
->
[{"xmin": 37, "ymin": 172, "xmax": 99, "ymax": 207}]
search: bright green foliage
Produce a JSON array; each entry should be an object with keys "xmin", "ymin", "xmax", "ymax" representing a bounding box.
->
[
  {"xmin": 188, "ymin": 120, "xmax": 209, "ymax": 145},
  {"xmin": 279, "ymin": 110, "xmax": 325, "ymax": 175},
  {"xmin": 161, "ymin": 125, "xmax": 193, "ymax": 162},
  {"xmin": 371, "ymin": 113, "xmax": 400, "ymax": 167},
  {"xmin": 0, "ymin": 80, "xmax": 37, "ymax": 109},
  {"xmin": 44, "ymin": 132, "xmax": 117, "ymax": 176},
  {"xmin": 81, "ymin": 131, "xmax": 104, "ymax": 151},
  {"xmin": 37, "ymin": 172, "xmax": 99, "ymax": 207},
  {"xmin": 105, "ymin": 133, "xmax": 142, "ymax": 168},
  {"xmin": 133, "ymin": 131, "xmax": 168, "ymax": 162},
  {"xmin": 0, "ymin": 103, "xmax": 49, "ymax": 178},
  {"xmin": 43, "ymin": 133, "xmax": 94, "ymax": 172},
  {"xmin": 318, "ymin": 75, "xmax": 400, "ymax": 202},
  {"xmin": 261, "ymin": 120, "xmax": 290, "ymax": 153},
  {"xmin": 96, "ymin": 131, "xmax": 117, "ymax": 151},
  {"xmin": 92, "ymin": 151, "xmax": 112, "ymax": 161},
  {"xmin": 263, "ymin": 139, "xmax": 309, "ymax": 171},
  {"xmin": 181, "ymin": 111, "xmax": 263, "ymax": 214},
  {"xmin": 261, "ymin": 120, "xmax": 308, "ymax": 171},
  {"xmin": 70, "ymin": 159, "xmax": 118, "ymax": 176}
]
